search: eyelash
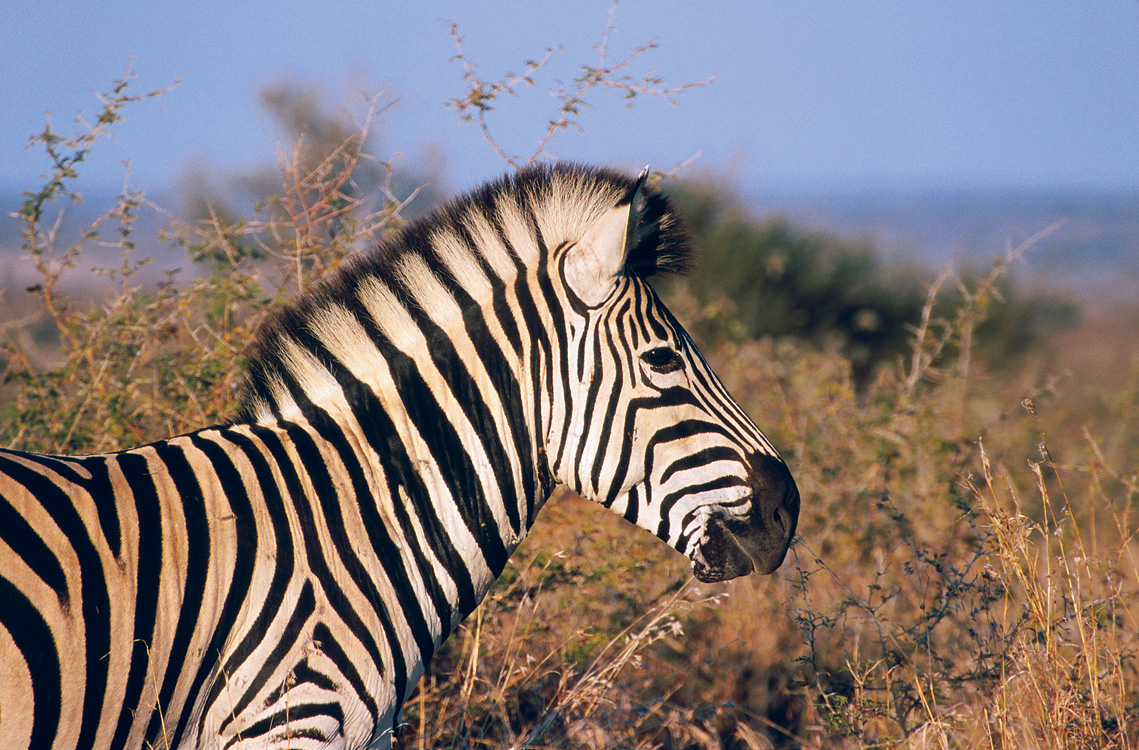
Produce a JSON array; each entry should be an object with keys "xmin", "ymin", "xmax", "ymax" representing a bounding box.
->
[{"xmin": 640, "ymin": 346, "xmax": 683, "ymax": 374}]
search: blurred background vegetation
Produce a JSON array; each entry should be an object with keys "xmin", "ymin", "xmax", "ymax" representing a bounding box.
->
[{"xmin": 1, "ymin": 16, "xmax": 1136, "ymax": 750}]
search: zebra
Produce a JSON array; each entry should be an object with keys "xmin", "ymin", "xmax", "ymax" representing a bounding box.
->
[{"xmin": 0, "ymin": 163, "xmax": 799, "ymax": 750}]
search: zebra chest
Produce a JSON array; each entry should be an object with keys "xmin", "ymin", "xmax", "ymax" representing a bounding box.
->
[{"xmin": 193, "ymin": 623, "xmax": 396, "ymax": 750}]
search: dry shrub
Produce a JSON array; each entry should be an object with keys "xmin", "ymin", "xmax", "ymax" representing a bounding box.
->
[{"xmin": 2, "ymin": 74, "xmax": 415, "ymax": 453}]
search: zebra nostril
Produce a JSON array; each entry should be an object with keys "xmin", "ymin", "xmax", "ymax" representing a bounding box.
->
[
  {"xmin": 745, "ymin": 452, "xmax": 798, "ymax": 525},
  {"xmin": 772, "ymin": 505, "xmax": 794, "ymax": 540}
]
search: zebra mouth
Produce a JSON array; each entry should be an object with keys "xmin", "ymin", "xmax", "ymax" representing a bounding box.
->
[
  {"xmin": 689, "ymin": 459, "xmax": 798, "ymax": 583},
  {"xmin": 690, "ymin": 511, "xmax": 759, "ymax": 583}
]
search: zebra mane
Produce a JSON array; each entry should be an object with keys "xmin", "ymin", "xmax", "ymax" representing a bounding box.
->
[
  {"xmin": 236, "ymin": 163, "xmax": 693, "ymax": 421},
  {"xmin": 392, "ymin": 163, "xmax": 694, "ymax": 278},
  {"xmin": 481, "ymin": 163, "xmax": 695, "ymax": 278}
]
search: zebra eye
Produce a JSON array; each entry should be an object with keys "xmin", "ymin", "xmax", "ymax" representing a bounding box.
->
[{"xmin": 641, "ymin": 346, "xmax": 683, "ymax": 374}]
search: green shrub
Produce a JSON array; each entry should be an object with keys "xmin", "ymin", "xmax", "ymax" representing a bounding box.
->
[{"xmin": 670, "ymin": 181, "xmax": 1080, "ymax": 390}]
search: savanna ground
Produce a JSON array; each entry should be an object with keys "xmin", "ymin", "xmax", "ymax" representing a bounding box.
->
[{"xmin": 3, "ymin": 15, "xmax": 1137, "ymax": 749}]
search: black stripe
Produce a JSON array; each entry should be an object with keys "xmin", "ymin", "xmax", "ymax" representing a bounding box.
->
[
  {"xmin": 622, "ymin": 483, "xmax": 641, "ymax": 525},
  {"xmin": 523, "ymin": 210, "xmax": 564, "ymax": 402},
  {"xmin": 466, "ymin": 305, "xmax": 539, "ymax": 526},
  {"xmin": 84, "ymin": 457, "xmax": 122, "ymax": 558},
  {"xmin": 282, "ymin": 388, "xmax": 432, "ymax": 685},
  {"xmin": 0, "ymin": 454, "xmax": 112, "ymax": 750},
  {"xmin": 275, "ymin": 330, "xmax": 462, "ymax": 640},
  {"xmin": 658, "ymin": 445, "xmax": 744, "ymax": 486},
  {"xmin": 0, "ymin": 575, "xmax": 61, "ymax": 750},
  {"xmin": 220, "ymin": 580, "xmax": 317, "ymax": 739},
  {"xmin": 448, "ymin": 215, "xmax": 523, "ymax": 353},
  {"xmin": 263, "ymin": 659, "xmax": 337, "ymax": 704},
  {"xmin": 312, "ymin": 350, "xmax": 476, "ymax": 630},
  {"xmin": 262, "ymin": 420, "xmax": 403, "ymax": 675},
  {"xmin": 313, "ymin": 623, "xmax": 378, "ymax": 725},
  {"xmin": 663, "ymin": 475, "xmax": 747, "ymax": 545},
  {"xmin": 140, "ymin": 440, "xmax": 213, "ymax": 750},
  {"xmin": 109, "ymin": 450, "xmax": 164, "ymax": 749},
  {"xmin": 374, "ymin": 231, "xmax": 530, "ymax": 534},
  {"xmin": 683, "ymin": 353, "xmax": 751, "ymax": 436},
  {"xmin": 639, "ymin": 281, "xmax": 674, "ymax": 341},
  {"xmin": 673, "ymin": 475, "xmax": 756, "ymax": 553},
  {"xmin": 406, "ymin": 276, "xmax": 524, "ymax": 535},
  {"xmin": 586, "ymin": 301, "xmax": 633, "ymax": 494},
  {"xmin": 344, "ymin": 379, "xmax": 481, "ymax": 623},
  {"xmin": 280, "ymin": 397, "xmax": 423, "ymax": 703},
  {"xmin": 225, "ymin": 700, "xmax": 344, "ymax": 748},
  {"xmin": 210, "ymin": 429, "xmax": 297, "ymax": 736},
  {"xmin": 540, "ymin": 249, "xmax": 577, "ymax": 478},
  {"xmin": 0, "ymin": 488, "xmax": 70, "ymax": 609},
  {"xmin": 603, "ymin": 392, "xmax": 659, "ymax": 508},
  {"xmin": 355, "ymin": 279, "xmax": 511, "ymax": 575},
  {"xmin": 0, "ymin": 449, "xmax": 90, "ymax": 485},
  {"xmin": 485, "ymin": 209, "xmax": 556, "ymax": 522},
  {"xmin": 173, "ymin": 431, "xmax": 260, "ymax": 747},
  {"xmin": 340, "ymin": 299, "xmax": 510, "ymax": 581}
]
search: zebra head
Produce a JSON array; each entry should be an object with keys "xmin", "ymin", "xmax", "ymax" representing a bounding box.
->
[{"xmin": 543, "ymin": 168, "xmax": 799, "ymax": 582}]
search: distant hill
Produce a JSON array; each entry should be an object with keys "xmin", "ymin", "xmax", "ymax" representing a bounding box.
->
[{"xmin": 745, "ymin": 185, "xmax": 1139, "ymax": 303}]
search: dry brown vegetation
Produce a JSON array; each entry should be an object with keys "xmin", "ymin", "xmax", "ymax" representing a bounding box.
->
[{"xmin": 4, "ymin": 36, "xmax": 1138, "ymax": 750}]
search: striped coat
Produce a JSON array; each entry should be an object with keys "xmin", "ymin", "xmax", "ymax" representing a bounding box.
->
[{"xmin": 0, "ymin": 164, "xmax": 798, "ymax": 749}]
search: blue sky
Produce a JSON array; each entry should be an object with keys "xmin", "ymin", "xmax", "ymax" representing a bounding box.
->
[{"xmin": 2, "ymin": 1, "xmax": 1138, "ymax": 198}]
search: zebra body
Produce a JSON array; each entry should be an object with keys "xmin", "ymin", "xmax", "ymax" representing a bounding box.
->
[{"xmin": 0, "ymin": 164, "xmax": 799, "ymax": 750}]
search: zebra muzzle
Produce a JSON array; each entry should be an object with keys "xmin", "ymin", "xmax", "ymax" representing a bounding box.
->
[{"xmin": 691, "ymin": 453, "xmax": 799, "ymax": 582}]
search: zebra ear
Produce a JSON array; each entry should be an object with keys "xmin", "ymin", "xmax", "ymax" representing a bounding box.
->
[{"xmin": 562, "ymin": 168, "xmax": 648, "ymax": 307}]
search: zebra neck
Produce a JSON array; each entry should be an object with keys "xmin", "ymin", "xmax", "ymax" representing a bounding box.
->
[
  {"xmin": 247, "ymin": 290, "xmax": 556, "ymax": 595},
  {"xmin": 232, "ymin": 229, "xmax": 569, "ymax": 645},
  {"xmin": 257, "ymin": 361, "xmax": 551, "ymax": 575}
]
